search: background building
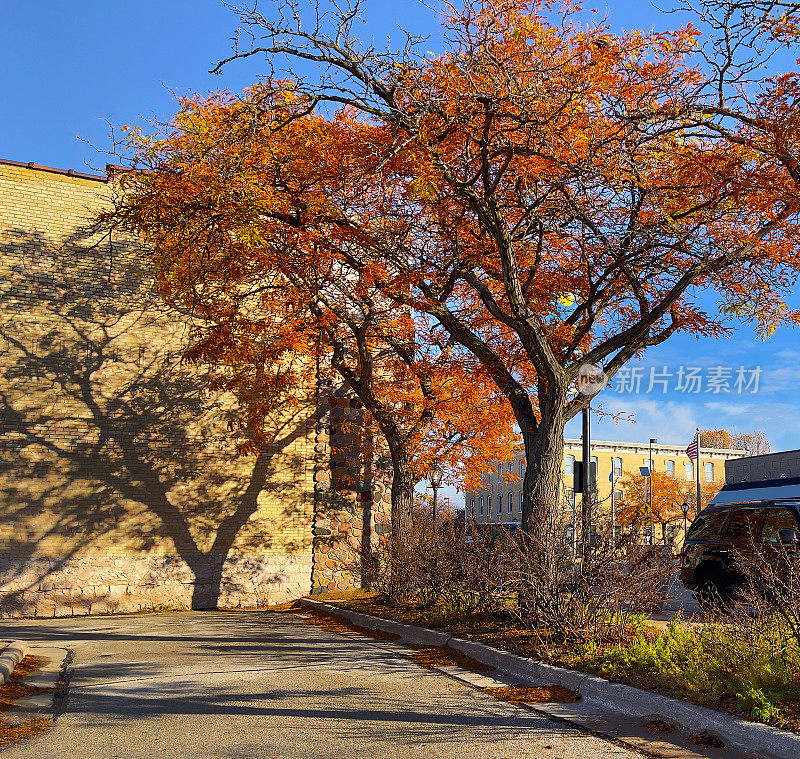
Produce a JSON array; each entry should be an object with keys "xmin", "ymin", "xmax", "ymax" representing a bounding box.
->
[
  {"xmin": 710, "ymin": 449, "xmax": 800, "ymax": 506},
  {"xmin": 466, "ymin": 439, "xmax": 747, "ymax": 527},
  {"xmin": 0, "ymin": 159, "xmax": 389, "ymax": 617},
  {"xmin": 724, "ymin": 449, "xmax": 800, "ymax": 483}
]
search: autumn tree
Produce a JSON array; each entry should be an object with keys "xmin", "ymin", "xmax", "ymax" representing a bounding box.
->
[
  {"xmin": 413, "ymin": 351, "xmax": 519, "ymax": 496},
  {"xmin": 111, "ymin": 90, "xmax": 517, "ymax": 543},
  {"xmin": 700, "ymin": 428, "xmax": 771, "ymax": 455},
  {"xmin": 617, "ymin": 471, "xmax": 721, "ymax": 542},
  {"xmin": 212, "ymin": 0, "xmax": 800, "ymax": 545}
]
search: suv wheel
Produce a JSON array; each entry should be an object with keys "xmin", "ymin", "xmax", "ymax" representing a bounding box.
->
[{"xmin": 698, "ymin": 575, "xmax": 731, "ymax": 612}]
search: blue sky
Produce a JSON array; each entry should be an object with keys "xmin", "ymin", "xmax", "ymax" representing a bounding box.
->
[
  {"xmin": 3, "ymin": 1, "xmax": 799, "ymax": 507},
  {"xmin": 1, "ymin": 0, "xmax": 691, "ymax": 172}
]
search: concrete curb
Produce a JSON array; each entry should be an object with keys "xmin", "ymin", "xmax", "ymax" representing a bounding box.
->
[
  {"xmin": 2, "ymin": 646, "xmax": 70, "ymax": 728},
  {"xmin": 0, "ymin": 641, "xmax": 31, "ymax": 686},
  {"xmin": 300, "ymin": 599, "xmax": 800, "ymax": 759}
]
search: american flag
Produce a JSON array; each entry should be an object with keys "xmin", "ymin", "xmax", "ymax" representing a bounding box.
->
[{"xmin": 686, "ymin": 436, "xmax": 698, "ymax": 461}]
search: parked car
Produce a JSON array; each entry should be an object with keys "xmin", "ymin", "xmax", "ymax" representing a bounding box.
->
[{"xmin": 680, "ymin": 501, "xmax": 800, "ymax": 605}]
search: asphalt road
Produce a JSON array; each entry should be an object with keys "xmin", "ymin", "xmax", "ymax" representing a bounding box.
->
[{"xmin": 0, "ymin": 611, "xmax": 644, "ymax": 759}]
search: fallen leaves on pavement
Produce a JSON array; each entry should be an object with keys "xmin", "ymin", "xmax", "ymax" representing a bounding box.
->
[
  {"xmin": 302, "ymin": 609, "xmax": 401, "ymax": 640},
  {"xmin": 0, "ymin": 655, "xmax": 53, "ymax": 745},
  {"xmin": 407, "ymin": 645, "xmax": 494, "ymax": 671},
  {"xmin": 688, "ymin": 730, "xmax": 725, "ymax": 749},
  {"xmin": 484, "ymin": 685, "xmax": 581, "ymax": 704},
  {"xmin": 644, "ymin": 719, "xmax": 675, "ymax": 733}
]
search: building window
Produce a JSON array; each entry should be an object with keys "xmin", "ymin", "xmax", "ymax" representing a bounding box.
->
[
  {"xmin": 518, "ymin": 492, "xmax": 523, "ymax": 510},
  {"xmin": 565, "ymin": 488, "xmax": 574, "ymax": 506},
  {"xmin": 498, "ymin": 495, "xmax": 503, "ymax": 514},
  {"xmin": 612, "ymin": 488, "xmax": 623, "ymax": 503},
  {"xmin": 612, "ymin": 457, "xmax": 622, "ymax": 478},
  {"xmin": 685, "ymin": 461, "xmax": 693, "ymax": 480},
  {"xmin": 508, "ymin": 492, "xmax": 513, "ymax": 513},
  {"xmin": 519, "ymin": 460, "xmax": 524, "ymax": 475},
  {"xmin": 565, "ymin": 455, "xmax": 575, "ymax": 476},
  {"xmin": 479, "ymin": 497, "xmax": 483, "ymax": 516},
  {"xmin": 705, "ymin": 462, "xmax": 714, "ymax": 481},
  {"xmin": 644, "ymin": 457, "xmax": 654, "ymax": 473},
  {"xmin": 666, "ymin": 460, "xmax": 675, "ymax": 477},
  {"xmin": 470, "ymin": 499, "xmax": 475, "ymax": 514}
]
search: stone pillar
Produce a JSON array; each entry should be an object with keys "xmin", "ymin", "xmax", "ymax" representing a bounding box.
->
[{"xmin": 311, "ymin": 380, "xmax": 391, "ymax": 593}]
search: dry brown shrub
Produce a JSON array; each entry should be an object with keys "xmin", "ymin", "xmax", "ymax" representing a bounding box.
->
[
  {"xmin": 495, "ymin": 512, "xmax": 674, "ymax": 645},
  {"xmin": 370, "ymin": 512, "xmax": 510, "ymax": 613},
  {"xmin": 735, "ymin": 541, "xmax": 800, "ymax": 651},
  {"xmin": 371, "ymin": 509, "xmax": 673, "ymax": 646}
]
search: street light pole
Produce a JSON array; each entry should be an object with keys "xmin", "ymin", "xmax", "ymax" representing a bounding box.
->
[
  {"xmin": 611, "ymin": 476, "xmax": 616, "ymax": 546},
  {"xmin": 649, "ymin": 438, "xmax": 657, "ymax": 545},
  {"xmin": 427, "ymin": 465, "xmax": 442, "ymax": 524},
  {"xmin": 695, "ymin": 428, "xmax": 702, "ymax": 518},
  {"xmin": 681, "ymin": 499, "xmax": 690, "ymax": 544}
]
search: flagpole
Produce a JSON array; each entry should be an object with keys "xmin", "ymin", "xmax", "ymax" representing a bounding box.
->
[{"xmin": 695, "ymin": 427, "xmax": 702, "ymax": 518}]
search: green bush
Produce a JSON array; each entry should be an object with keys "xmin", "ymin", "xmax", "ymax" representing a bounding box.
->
[
  {"xmin": 738, "ymin": 687, "xmax": 781, "ymax": 722},
  {"xmin": 578, "ymin": 612, "xmax": 800, "ymax": 723}
]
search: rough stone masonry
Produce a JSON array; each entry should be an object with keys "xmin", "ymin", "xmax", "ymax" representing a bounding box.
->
[{"xmin": 0, "ymin": 159, "xmax": 390, "ymax": 617}]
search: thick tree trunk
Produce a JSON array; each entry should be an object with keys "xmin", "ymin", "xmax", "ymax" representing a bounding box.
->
[
  {"xmin": 520, "ymin": 394, "xmax": 567, "ymax": 547},
  {"xmin": 386, "ymin": 434, "xmax": 414, "ymax": 540},
  {"xmin": 382, "ymin": 431, "xmax": 415, "ymax": 593},
  {"xmin": 514, "ymin": 390, "xmax": 567, "ymax": 622}
]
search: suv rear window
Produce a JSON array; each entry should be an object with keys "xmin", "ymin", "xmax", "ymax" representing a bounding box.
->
[
  {"xmin": 686, "ymin": 511, "xmax": 728, "ymax": 541},
  {"xmin": 761, "ymin": 508, "xmax": 799, "ymax": 544}
]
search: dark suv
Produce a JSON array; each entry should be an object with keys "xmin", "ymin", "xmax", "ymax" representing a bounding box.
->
[{"xmin": 680, "ymin": 501, "xmax": 800, "ymax": 604}]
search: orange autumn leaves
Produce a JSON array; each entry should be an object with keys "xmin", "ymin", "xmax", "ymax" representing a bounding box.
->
[
  {"xmin": 113, "ymin": 87, "xmax": 518, "ymax": 498},
  {"xmin": 616, "ymin": 471, "xmax": 721, "ymax": 534}
]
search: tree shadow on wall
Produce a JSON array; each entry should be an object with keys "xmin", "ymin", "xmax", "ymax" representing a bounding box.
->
[{"xmin": 0, "ymin": 224, "xmax": 318, "ymax": 612}]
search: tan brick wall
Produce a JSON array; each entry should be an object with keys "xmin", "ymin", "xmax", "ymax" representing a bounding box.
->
[{"xmin": 0, "ymin": 162, "xmax": 320, "ymax": 615}]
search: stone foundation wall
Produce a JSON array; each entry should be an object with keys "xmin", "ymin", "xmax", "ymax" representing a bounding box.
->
[{"xmin": 0, "ymin": 554, "xmax": 312, "ymax": 618}]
